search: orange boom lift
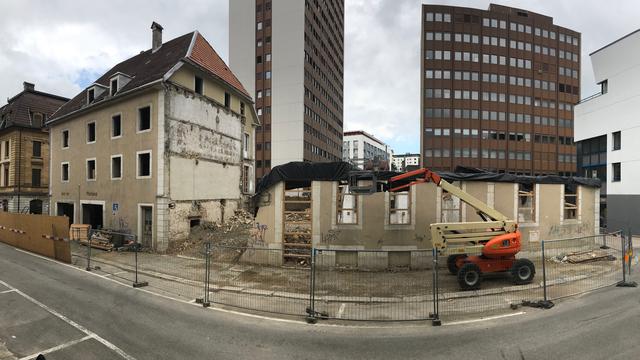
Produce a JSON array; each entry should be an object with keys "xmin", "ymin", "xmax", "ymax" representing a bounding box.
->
[{"xmin": 351, "ymin": 168, "xmax": 535, "ymax": 290}]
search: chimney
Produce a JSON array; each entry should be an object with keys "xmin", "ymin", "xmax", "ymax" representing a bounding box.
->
[
  {"xmin": 23, "ymin": 82, "xmax": 35, "ymax": 92},
  {"xmin": 151, "ymin": 22, "xmax": 163, "ymax": 52}
]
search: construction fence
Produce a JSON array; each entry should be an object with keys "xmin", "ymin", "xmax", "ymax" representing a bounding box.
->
[
  {"xmin": 0, "ymin": 212, "xmax": 71, "ymax": 263},
  {"xmin": 67, "ymin": 230, "xmax": 636, "ymax": 324}
]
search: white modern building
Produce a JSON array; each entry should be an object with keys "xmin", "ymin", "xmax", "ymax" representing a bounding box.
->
[
  {"xmin": 392, "ymin": 153, "xmax": 421, "ymax": 172},
  {"xmin": 229, "ymin": 0, "xmax": 344, "ymax": 180},
  {"xmin": 574, "ymin": 29, "xmax": 640, "ymax": 232},
  {"xmin": 343, "ymin": 130, "xmax": 393, "ymax": 170}
]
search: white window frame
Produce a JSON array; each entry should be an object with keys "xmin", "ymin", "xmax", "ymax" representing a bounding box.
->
[
  {"xmin": 110, "ymin": 154, "xmax": 123, "ymax": 180},
  {"xmin": 62, "ymin": 129, "xmax": 70, "ymax": 149},
  {"xmin": 136, "ymin": 150, "xmax": 153, "ymax": 179},
  {"xmin": 61, "ymin": 162, "xmax": 70, "ymax": 183},
  {"xmin": 86, "ymin": 158, "xmax": 96, "ymax": 182},
  {"xmin": 86, "ymin": 121, "xmax": 96, "ymax": 144},
  {"xmin": 111, "ymin": 112, "xmax": 123, "ymax": 139},
  {"xmin": 136, "ymin": 104, "xmax": 153, "ymax": 134}
]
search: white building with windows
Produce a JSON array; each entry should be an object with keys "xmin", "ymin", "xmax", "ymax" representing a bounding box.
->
[
  {"xmin": 575, "ymin": 29, "xmax": 640, "ymax": 232},
  {"xmin": 343, "ymin": 130, "xmax": 393, "ymax": 170},
  {"xmin": 392, "ymin": 153, "xmax": 421, "ymax": 172}
]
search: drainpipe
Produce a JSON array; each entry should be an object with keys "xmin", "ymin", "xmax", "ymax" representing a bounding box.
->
[{"xmin": 16, "ymin": 128, "xmax": 22, "ymax": 213}]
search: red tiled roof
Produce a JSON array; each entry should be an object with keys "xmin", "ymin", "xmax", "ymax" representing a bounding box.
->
[
  {"xmin": 187, "ymin": 33, "xmax": 250, "ymax": 97},
  {"xmin": 50, "ymin": 30, "xmax": 251, "ymax": 124}
]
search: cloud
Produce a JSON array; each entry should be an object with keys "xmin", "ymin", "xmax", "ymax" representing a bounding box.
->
[{"xmin": 0, "ymin": 0, "xmax": 638, "ymax": 154}]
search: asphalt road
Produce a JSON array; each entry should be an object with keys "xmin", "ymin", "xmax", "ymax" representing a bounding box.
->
[{"xmin": 1, "ymin": 241, "xmax": 639, "ymax": 360}]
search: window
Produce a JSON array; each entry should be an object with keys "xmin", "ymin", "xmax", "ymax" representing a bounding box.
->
[
  {"xmin": 138, "ymin": 106, "xmax": 151, "ymax": 132},
  {"xmin": 612, "ymin": 163, "xmax": 621, "ymax": 182},
  {"xmin": 243, "ymin": 133, "xmax": 250, "ymax": 158},
  {"xmin": 224, "ymin": 92, "xmax": 231, "ymax": 108},
  {"xmin": 87, "ymin": 88, "xmax": 95, "ymax": 103},
  {"xmin": 337, "ymin": 184, "xmax": 357, "ymax": 224},
  {"xmin": 32, "ymin": 141, "xmax": 41, "ymax": 158},
  {"xmin": 86, "ymin": 159, "xmax": 96, "ymax": 181},
  {"xmin": 137, "ymin": 151, "xmax": 151, "ymax": 178},
  {"xmin": 563, "ymin": 184, "xmax": 578, "ymax": 220},
  {"xmin": 240, "ymin": 102, "xmax": 245, "ymax": 116},
  {"xmin": 87, "ymin": 122, "xmax": 96, "ymax": 143},
  {"xmin": 441, "ymin": 188, "xmax": 461, "ymax": 222},
  {"xmin": 265, "ymin": 71, "xmax": 271, "ymax": 79},
  {"xmin": 612, "ymin": 131, "xmax": 621, "ymax": 150},
  {"xmin": 112, "ymin": 114, "xmax": 122, "ymax": 138},
  {"xmin": 600, "ymin": 79, "xmax": 608, "ymax": 94},
  {"xmin": 265, "ymin": 53, "xmax": 271, "ymax": 62},
  {"xmin": 389, "ymin": 190, "xmax": 410, "ymax": 224},
  {"xmin": 257, "ymin": 21, "xmax": 263, "ymax": 30},
  {"xmin": 242, "ymin": 165, "xmax": 252, "ymax": 193},
  {"xmin": 61, "ymin": 163, "xmax": 69, "ymax": 182},
  {"xmin": 31, "ymin": 168, "xmax": 41, "ymax": 187},
  {"xmin": 62, "ymin": 130, "xmax": 69, "ymax": 148},
  {"xmin": 110, "ymin": 79, "xmax": 118, "ymax": 96},
  {"xmin": 111, "ymin": 155, "xmax": 122, "ymax": 180},
  {"xmin": 518, "ymin": 183, "xmax": 535, "ymax": 222},
  {"xmin": 195, "ymin": 76, "xmax": 203, "ymax": 95}
]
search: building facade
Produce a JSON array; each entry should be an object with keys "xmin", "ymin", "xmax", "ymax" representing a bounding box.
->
[
  {"xmin": 0, "ymin": 82, "xmax": 68, "ymax": 214},
  {"xmin": 229, "ymin": 0, "xmax": 344, "ymax": 179},
  {"xmin": 575, "ymin": 29, "xmax": 640, "ymax": 232},
  {"xmin": 392, "ymin": 153, "xmax": 421, "ymax": 172},
  {"xmin": 421, "ymin": 4, "xmax": 580, "ymax": 175},
  {"xmin": 48, "ymin": 24, "xmax": 259, "ymax": 250},
  {"xmin": 343, "ymin": 130, "xmax": 393, "ymax": 170}
]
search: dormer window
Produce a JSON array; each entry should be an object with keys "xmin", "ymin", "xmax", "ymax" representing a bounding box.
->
[
  {"xmin": 88, "ymin": 89, "xmax": 95, "ymax": 103},
  {"xmin": 111, "ymin": 78, "xmax": 118, "ymax": 96}
]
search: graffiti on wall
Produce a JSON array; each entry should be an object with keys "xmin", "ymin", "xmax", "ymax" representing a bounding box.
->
[{"xmin": 249, "ymin": 223, "xmax": 268, "ymax": 245}]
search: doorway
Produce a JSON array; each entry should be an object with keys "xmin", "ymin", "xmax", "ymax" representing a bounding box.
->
[
  {"xmin": 57, "ymin": 202, "xmax": 74, "ymax": 226},
  {"xmin": 82, "ymin": 203, "xmax": 103, "ymax": 229},
  {"xmin": 29, "ymin": 199, "xmax": 43, "ymax": 214},
  {"xmin": 140, "ymin": 206, "xmax": 153, "ymax": 248}
]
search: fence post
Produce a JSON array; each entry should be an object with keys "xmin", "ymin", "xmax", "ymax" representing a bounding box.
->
[
  {"xmin": 617, "ymin": 230, "xmax": 637, "ymax": 287},
  {"xmin": 203, "ymin": 241, "xmax": 211, "ymax": 307},
  {"xmin": 542, "ymin": 240, "xmax": 548, "ymax": 302},
  {"xmin": 132, "ymin": 235, "xmax": 148, "ymax": 288},
  {"xmin": 306, "ymin": 248, "xmax": 317, "ymax": 324},
  {"xmin": 85, "ymin": 227, "xmax": 92, "ymax": 271},
  {"xmin": 431, "ymin": 248, "xmax": 441, "ymax": 326}
]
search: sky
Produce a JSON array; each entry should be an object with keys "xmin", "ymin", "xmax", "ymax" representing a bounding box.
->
[{"xmin": 0, "ymin": 1, "xmax": 638, "ymax": 155}]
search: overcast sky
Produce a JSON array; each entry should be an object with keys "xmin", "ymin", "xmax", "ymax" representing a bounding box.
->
[{"xmin": 1, "ymin": 1, "xmax": 638, "ymax": 154}]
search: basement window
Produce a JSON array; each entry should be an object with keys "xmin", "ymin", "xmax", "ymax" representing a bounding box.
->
[
  {"xmin": 138, "ymin": 106, "xmax": 151, "ymax": 132},
  {"xmin": 137, "ymin": 151, "xmax": 151, "ymax": 178},
  {"xmin": 563, "ymin": 184, "xmax": 578, "ymax": 220},
  {"xmin": 336, "ymin": 184, "xmax": 357, "ymax": 224},
  {"xmin": 389, "ymin": 190, "xmax": 411, "ymax": 224},
  {"xmin": 86, "ymin": 159, "xmax": 96, "ymax": 181},
  {"xmin": 517, "ymin": 183, "xmax": 535, "ymax": 222},
  {"xmin": 195, "ymin": 76, "xmax": 203, "ymax": 95},
  {"xmin": 87, "ymin": 122, "xmax": 96, "ymax": 143}
]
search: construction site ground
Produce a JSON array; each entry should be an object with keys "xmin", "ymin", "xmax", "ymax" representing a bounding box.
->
[{"xmin": 69, "ymin": 239, "xmax": 628, "ymax": 322}]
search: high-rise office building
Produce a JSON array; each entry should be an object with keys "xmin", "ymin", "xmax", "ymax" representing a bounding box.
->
[
  {"xmin": 421, "ymin": 4, "xmax": 580, "ymax": 175},
  {"xmin": 230, "ymin": 0, "xmax": 344, "ymax": 179}
]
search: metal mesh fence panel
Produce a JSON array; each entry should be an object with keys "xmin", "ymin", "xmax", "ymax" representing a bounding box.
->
[
  {"xmin": 313, "ymin": 249, "xmax": 434, "ymax": 321},
  {"xmin": 543, "ymin": 233, "xmax": 622, "ymax": 301},
  {"xmin": 436, "ymin": 252, "xmax": 544, "ymax": 322},
  {"xmin": 208, "ymin": 245, "xmax": 310, "ymax": 316}
]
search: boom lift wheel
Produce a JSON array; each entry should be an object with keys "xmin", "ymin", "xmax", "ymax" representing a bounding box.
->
[
  {"xmin": 510, "ymin": 258, "xmax": 535, "ymax": 285},
  {"xmin": 457, "ymin": 263, "xmax": 482, "ymax": 290},
  {"xmin": 446, "ymin": 254, "xmax": 467, "ymax": 275}
]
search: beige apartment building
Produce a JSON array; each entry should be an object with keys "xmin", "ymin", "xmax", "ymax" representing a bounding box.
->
[
  {"xmin": 47, "ymin": 23, "xmax": 259, "ymax": 250},
  {"xmin": 0, "ymin": 82, "xmax": 68, "ymax": 214}
]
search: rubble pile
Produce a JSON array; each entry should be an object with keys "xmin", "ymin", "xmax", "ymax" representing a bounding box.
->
[{"xmin": 550, "ymin": 249, "xmax": 616, "ymax": 264}]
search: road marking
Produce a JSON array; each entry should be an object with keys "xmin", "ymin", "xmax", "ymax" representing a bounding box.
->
[
  {"xmin": 0, "ymin": 289, "xmax": 16, "ymax": 294},
  {"xmin": 18, "ymin": 335, "xmax": 92, "ymax": 360},
  {"xmin": 444, "ymin": 311, "xmax": 525, "ymax": 326},
  {"xmin": 104, "ymin": 271, "xmax": 127, "ymax": 278},
  {"xmin": 337, "ymin": 303, "xmax": 346, "ymax": 318},
  {"xmin": 0, "ymin": 279, "xmax": 136, "ymax": 360}
]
